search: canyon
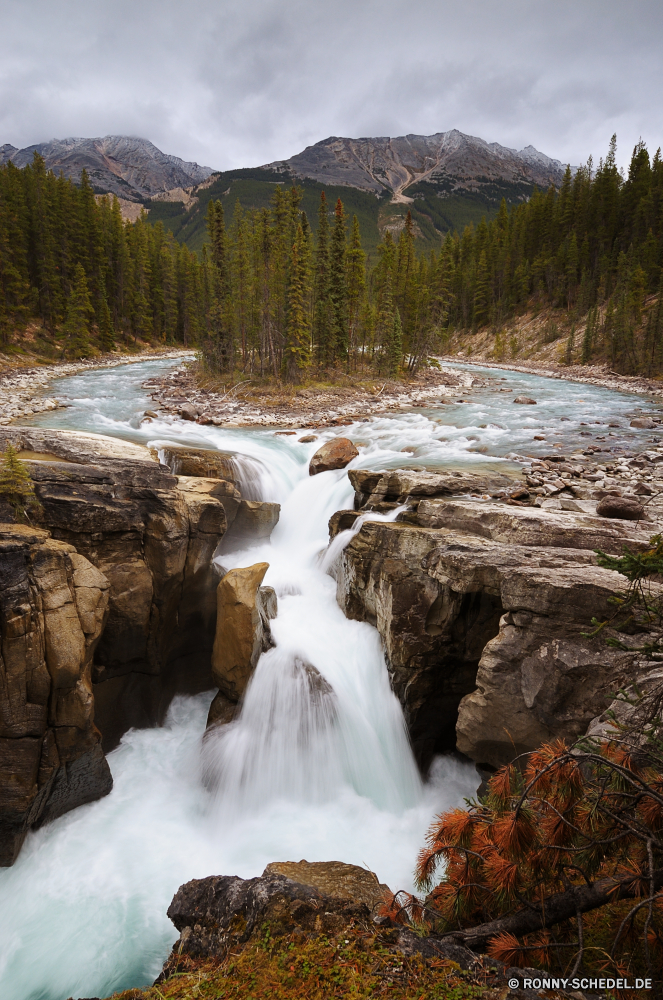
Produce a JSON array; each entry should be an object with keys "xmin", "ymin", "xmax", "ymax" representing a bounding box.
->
[{"xmin": 0, "ymin": 356, "xmax": 661, "ymax": 998}]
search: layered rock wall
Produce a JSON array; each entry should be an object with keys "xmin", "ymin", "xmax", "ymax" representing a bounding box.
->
[
  {"xmin": 0, "ymin": 524, "xmax": 111, "ymax": 865},
  {"xmin": 336, "ymin": 473, "xmax": 650, "ymax": 771}
]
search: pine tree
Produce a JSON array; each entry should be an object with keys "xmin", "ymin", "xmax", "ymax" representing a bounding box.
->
[
  {"xmin": 283, "ymin": 224, "xmax": 312, "ymax": 381},
  {"xmin": 387, "ymin": 308, "xmax": 403, "ymax": 377},
  {"xmin": 473, "ymin": 251, "xmax": 490, "ymax": 328},
  {"xmin": 62, "ymin": 263, "xmax": 94, "ymax": 357},
  {"xmin": 0, "ymin": 444, "xmax": 40, "ymax": 521},
  {"xmin": 346, "ymin": 215, "xmax": 366, "ymax": 368},
  {"xmin": 313, "ymin": 192, "xmax": 331, "ymax": 366}
]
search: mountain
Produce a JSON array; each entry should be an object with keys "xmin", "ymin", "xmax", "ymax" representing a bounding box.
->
[
  {"xmin": 0, "ymin": 129, "xmax": 571, "ymax": 252},
  {"xmin": 0, "ymin": 135, "xmax": 215, "ymax": 201},
  {"xmin": 262, "ymin": 130, "xmax": 568, "ymax": 198}
]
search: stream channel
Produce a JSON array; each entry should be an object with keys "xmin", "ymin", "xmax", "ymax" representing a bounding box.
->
[{"xmin": 1, "ymin": 358, "xmax": 661, "ymax": 1000}]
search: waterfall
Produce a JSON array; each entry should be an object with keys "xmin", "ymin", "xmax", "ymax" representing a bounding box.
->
[{"xmin": 0, "ymin": 414, "xmax": 476, "ymax": 1000}]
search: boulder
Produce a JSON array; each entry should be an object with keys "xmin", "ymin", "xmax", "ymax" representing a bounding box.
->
[
  {"xmin": 0, "ymin": 524, "xmax": 111, "ymax": 865},
  {"xmin": 309, "ymin": 437, "xmax": 358, "ymax": 475},
  {"xmin": 596, "ymin": 495, "xmax": 645, "ymax": 521},
  {"xmin": 179, "ymin": 403, "xmax": 199, "ymax": 421},
  {"xmin": 162, "ymin": 865, "xmax": 476, "ymax": 975},
  {"xmin": 211, "ymin": 564, "xmax": 278, "ymax": 704},
  {"xmin": 630, "ymin": 416, "xmax": 656, "ymax": 429},
  {"xmin": 149, "ymin": 443, "xmax": 238, "ymax": 483},
  {"xmin": 263, "ymin": 860, "xmax": 391, "ymax": 909},
  {"xmin": 206, "ymin": 690, "xmax": 239, "ymax": 729},
  {"xmin": 513, "ymin": 396, "xmax": 537, "ymax": 404},
  {"xmin": 221, "ymin": 499, "xmax": 280, "ymax": 550}
]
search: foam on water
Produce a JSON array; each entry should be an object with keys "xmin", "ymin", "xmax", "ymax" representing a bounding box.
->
[{"xmin": 2, "ymin": 357, "xmax": 660, "ymax": 999}]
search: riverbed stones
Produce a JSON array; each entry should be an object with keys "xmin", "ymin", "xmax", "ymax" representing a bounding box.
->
[
  {"xmin": 210, "ymin": 563, "xmax": 277, "ymax": 705},
  {"xmin": 596, "ymin": 495, "xmax": 645, "ymax": 520},
  {"xmin": 513, "ymin": 395, "xmax": 537, "ymax": 404},
  {"xmin": 309, "ymin": 437, "xmax": 359, "ymax": 475},
  {"xmin": 0, "ymin": 524, "xmax": 111, "ymax": 866}
]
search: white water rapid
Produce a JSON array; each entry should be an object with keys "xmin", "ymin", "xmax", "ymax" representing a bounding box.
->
[
  {"xmin": 0, "ymin": 361, "xmax": 480, "ymax": 1000},
  {"xmin": 2, "ymin": 357, "xmax": 661, "ymax": 1000}
]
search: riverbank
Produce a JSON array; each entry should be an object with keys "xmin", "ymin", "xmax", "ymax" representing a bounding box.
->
[
  {"xmin": 3, "ymin": 347, "xmax": 663, "ymax": 432},
  {"xmin": 0, "ymin": 348, "xmax": 191, "ymax": 425},
  {"xmin": 448, "ymin": 355, "xmax": 663, "ymax": 399}
]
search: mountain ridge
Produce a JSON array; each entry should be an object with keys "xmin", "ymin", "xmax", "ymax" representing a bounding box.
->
[
  {"xmin": 0, "ymin": 135, "xmax": 214, "ymax": 201},
  {"xmin": 262, "ymin": 129, "xmax": 569, "ymax": 198}
]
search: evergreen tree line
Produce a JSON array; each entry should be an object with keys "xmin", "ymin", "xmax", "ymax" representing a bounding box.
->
[
  {"xmin": 2, "ymin": 138, "xmax": 663, "ymax": 377},
  {"xmin": 437, "ymin": 135, "xmax": 663, "ymax": 373},
  {"xmin": 0, "ymin": 153, "xmax": 207, "ymax": 355}
]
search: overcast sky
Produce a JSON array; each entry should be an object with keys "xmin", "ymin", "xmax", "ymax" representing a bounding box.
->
[{"xmin": 1, "ymin": 0, "xmax": 662, "ymax": 171}]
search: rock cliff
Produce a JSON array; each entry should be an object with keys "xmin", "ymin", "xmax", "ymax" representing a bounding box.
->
[
  {"xmin": 335, "ymin": 470, "xmax": 652, "ymax": 771},
  {"xmin": 0, "ymin": 523, "xmax": 111, "ymax": 865},
  {"xmin": 0, "ymin": 429, "xmax": 230, "ymax": 749}
]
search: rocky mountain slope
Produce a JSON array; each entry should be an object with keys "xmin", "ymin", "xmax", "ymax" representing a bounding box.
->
[
  {"xmin": 263, "ymin": 130, "xmax": 568, "ymax": 198},
  {"xmin": 0, "ymin": 135, "xmax": 214, "ymax": 201}
]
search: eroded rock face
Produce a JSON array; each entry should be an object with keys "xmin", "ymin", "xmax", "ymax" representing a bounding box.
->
[
  {"xmin": 348, "ymin": 468, "xmax": 514, "ymax": 511},
  {"xmin": 1, "ymin": 430, "xmax": 229, "ymax": 749},
  {"xmin": 309, "ymin": 437, "xmax": 358, "ymax": 475},
  {"xmin": 0, "ymin": 524, "xmax": 111, "ymax": 866},
  {"xmin": 336, "ymin": 484, "xmax": 647, "ymax": 770},
  {"xmin": 211, "ymin": 563, "xmax": 277, "ymax": 706}
]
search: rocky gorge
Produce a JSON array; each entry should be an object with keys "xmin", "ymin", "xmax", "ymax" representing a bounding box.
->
[{"xmin": 1, "ymin": 356, "xmax": 663, "ymax": 998}]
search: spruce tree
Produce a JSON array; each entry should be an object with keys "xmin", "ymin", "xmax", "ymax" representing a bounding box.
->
[
  {"xmin": 328, "ymin": 198, "xmax": 348, "ymax": 364},
  {"xmin": 313, "ymin": 192, "xmax": 331, "ymax": 366},
  {"xmin": 283, "ymin": 224, "xmax": 312, "ymax": 381},
  {"xmin": 0, "ymin": 444, "xmax": 40, "ymax": 521},
  {"xmin": 62, "ymin": 263, "xmax": 94, "ymax": 357},
  {"xmin": 346, "ymin": 215, "xmax": 366, "ymax": 367}
]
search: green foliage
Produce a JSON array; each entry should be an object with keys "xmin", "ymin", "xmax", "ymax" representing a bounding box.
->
[
  {"xmin": 591, "ymin": 534, "xmax": 663, "ymax": 656},
  {"xmin": 4, "ymin": 136, "xmax": 663, "ymax": 379},
  {"xmin": 0, "ymin": 444, "xmax": 40, "ymax": 521}
]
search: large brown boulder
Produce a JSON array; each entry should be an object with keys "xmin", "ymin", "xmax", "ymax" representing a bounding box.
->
[
  {"xmin": 264, "ymin": 860, "xmax": 391, "ymax": 909},
  {"xmin": 210, "ymin": 563, "xmax": 277, "ymax": 706},
  {"xmin": 596, "ymin": 495, "xmax": 645, "ymax": 520},
  {"xmin": 309, "ymin": 437, "xmax": 358, "ymax": 475},
  {"xmin": 0, "ymin": 523, "xmax": 111, "ymax": 866}
]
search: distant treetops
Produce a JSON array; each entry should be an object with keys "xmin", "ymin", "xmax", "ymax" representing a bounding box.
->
[{"xmin": 1, "ymin": 137, "xmax": 662, "ymax": 377}]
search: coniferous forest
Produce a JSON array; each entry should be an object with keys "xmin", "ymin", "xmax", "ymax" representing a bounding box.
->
[{"xmin": 1, "ymin": 137, "xmax": 663, "ymax": 379}]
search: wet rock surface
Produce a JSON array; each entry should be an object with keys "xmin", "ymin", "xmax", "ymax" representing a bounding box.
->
[
  {"xmin": 210, "ymin": 563, "xmax": 277, "ymax": 709},
  {"xmin": 0, "ymin": 524, "xmax": 111, "ymax": 865},
  {"xmin": 309, "ymin": 436, "xmax": 359, "ymax": 474}
]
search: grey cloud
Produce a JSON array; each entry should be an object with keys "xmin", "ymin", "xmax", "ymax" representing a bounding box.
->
[{"xmin": 0, "ymin": 0, "xmax": 661, "ymax": 171}]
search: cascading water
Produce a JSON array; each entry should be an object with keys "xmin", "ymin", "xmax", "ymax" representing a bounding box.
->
[{"xmin": 2, "ymin": 357, "xmax": 661, "ymax": 1000}]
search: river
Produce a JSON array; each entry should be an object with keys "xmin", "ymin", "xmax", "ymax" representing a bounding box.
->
[{"xmin": 0, "ymin": 358, "xmax": 660, "ymax": 1000}]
